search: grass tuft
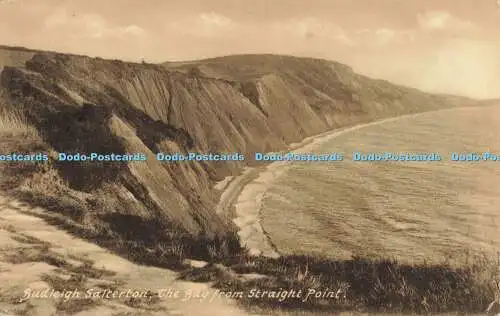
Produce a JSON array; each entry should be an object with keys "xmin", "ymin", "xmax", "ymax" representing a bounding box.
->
[{"xmin": 0, "ymin": 108, "xmax": 40, "ymax": 139}]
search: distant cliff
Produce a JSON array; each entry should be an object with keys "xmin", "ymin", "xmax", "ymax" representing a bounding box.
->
[{"xmin": 0, "ymin": 47, "xmax": 477, "ymax": 242}]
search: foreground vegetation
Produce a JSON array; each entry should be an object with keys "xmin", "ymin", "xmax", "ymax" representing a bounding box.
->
[
  {"xmin": 1, "ymin": 108, "xmax": 499, "ymax": 315},
  {"xmin": 186, "ymin": 254, "xmax": 500, "ymax": 314}
]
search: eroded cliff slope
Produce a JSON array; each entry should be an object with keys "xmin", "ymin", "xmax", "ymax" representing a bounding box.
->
[{"xmin": 0, "ymin": 48, "xmax": 476, "ymax": 248}]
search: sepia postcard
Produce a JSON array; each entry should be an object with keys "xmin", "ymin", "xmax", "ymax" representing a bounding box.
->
[{"xmin": 1, "ymin": 1, "xmax": 500, "ymax": 315}]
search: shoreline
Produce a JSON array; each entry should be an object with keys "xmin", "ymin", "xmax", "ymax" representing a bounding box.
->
[{"xmin": 216, "ymin": 105, "xmax": 498, "ymax": 257}]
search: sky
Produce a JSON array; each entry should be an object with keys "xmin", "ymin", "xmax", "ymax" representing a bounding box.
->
[{"xmin": 1, "ymin": 0, "xmax": 500, "ymax": 99}]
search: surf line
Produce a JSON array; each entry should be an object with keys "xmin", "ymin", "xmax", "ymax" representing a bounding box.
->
[{"xmin": 223, "ymin": 105, "xmax": 492, "ymax": 257}]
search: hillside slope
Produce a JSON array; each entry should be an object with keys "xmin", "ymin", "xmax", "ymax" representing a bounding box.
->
[
  {"xmin": 0, "ymin": 48, "xmax": 478, "ymax": 251},
  {"xmin": 0, "ymin": 45, "xmax": 41, "ymax": 70}
]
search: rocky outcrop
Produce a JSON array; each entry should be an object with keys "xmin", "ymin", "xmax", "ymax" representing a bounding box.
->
[{"xmin": 0, "ymin": 49, "xmax": 476, "ymax": 240}]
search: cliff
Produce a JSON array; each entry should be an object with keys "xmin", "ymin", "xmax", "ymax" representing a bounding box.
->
[
  {"xmin": 0, "ymin": 45, "xmax": 41, "ymax": 70},
  {"xmin": 0, "ymin": 47, "xmax": 477, "ymax": 244}
]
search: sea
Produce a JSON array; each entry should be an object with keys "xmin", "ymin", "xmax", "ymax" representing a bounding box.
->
[{"xmin": 260, "ymin": 104, "xmax": 500, "ymax": 265}]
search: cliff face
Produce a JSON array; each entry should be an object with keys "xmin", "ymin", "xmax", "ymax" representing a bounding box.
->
[{"xmin": 0, "ymin": 49, "xmax": 475, "ymax": 239}]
